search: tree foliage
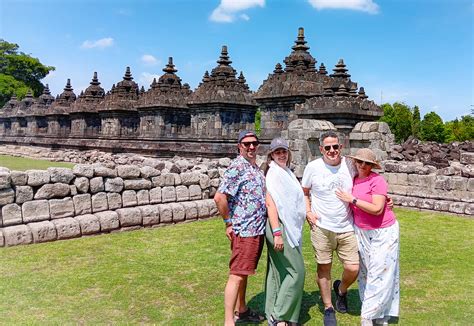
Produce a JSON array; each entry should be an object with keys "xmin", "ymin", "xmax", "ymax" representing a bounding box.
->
[
  {"xmin": 412, "ymin": 106, "xmax": 421, "ymax": 139},
  {"xmin": 379, "ymin": 102, "xmax": 413, "ymax": 143},
  {"xmin": 445, "ymin": 115, "xmax": 474, "ymax": 142},
  {"xmin": 420, "ymin": 111, "xmax": 446, "ymax": 142},
  {"xmin": 0, "ymin": 39, "xmax": 55, "ymax": 107}
]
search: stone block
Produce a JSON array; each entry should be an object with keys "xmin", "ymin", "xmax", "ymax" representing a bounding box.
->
[
  {"xmin": 433, "ymin": 200, "xmax": 451, "ymax": 211},
  {"xmin": 202, "ymin": 189, "xmax": 210, "ymax": 199},
  {"xmin": 122, "ymin": 190, "xmax": 137, "ymax": 207},
  {"xmin": 182, "ymin": 201, "xmax": 198, "ymax": 220},
  {"xmin": 199, "ymin": 174, "xmax": 210, "ymax": 189},
  {"xmin": 28, "ymin": 221, "xmax": 57, "ymax": 243},
  {"xmin": 15, "ymin": 185, "xmax": 33, "ymax": 204},
  {"xmin": 151, "ymin": 175, "xmax": 164, "ymax": 187},
  {"xmin": 419, "ymin": 198, "xmax": 435, "ymax": 210},
  {"xmin": 124, "ymin": 179, "xmax": 152, "ymax": 190},
  {"xmin": 170, "ymin": 203, "xmax": 185, "ymax": 222},
  {"xmin": 95, "ymin": 211, "xmax": 119, "ymax": 231},
  {"xmin": 107, "ymin": 192, "xmax": 122, "ymax": 210},
  {"xmin": 70, "ymin": 185, "xmax": 78, "ymax": 196},
  {"xmin": 0, "ymin": 172, "xmax": 11, "ymax": 189},
  {"xmin": 468, "ymin": 178, "xmax": 474, "ymax": 192},
  {"xmin": 116, "ymin": 207, "xmax": 142, "ymax": 227},
  {"xmin": 389, "ymin": 185, "xmax": 408, "ymax": 196},
  {"xmin": 210, "ymin": 178, "xmax": 220, "ymax": 188},
  {"xmin": 53, "ymin": 218, "xmax": 81, "ymax": 239},
  {"xmin": 162, "ymin": 186, "xmax": 176, "ymax": 203},
  {"xmin": 0, "ymin": 230, "xmax": 3, "ymax": 247},
  {"xmin": 27, "ymin": 170, "xmax": 50, "ymax": 186},
  {"xmin": 137, "ymin": 190, "xmax": 150, "ymax": 205},
  {"xmin": 10, "ymin": 171, "xmax": 27, "ymax": 186},
  {"xmin": 75, "ymin": 214, "xmax": 100, "ymax": 235},
  {"xmin": 90, "ymin": 177, "xmax": 105, "ymax": 193},
  {"xmin": 451, "ymin": 176, "xmax": 468, "ymax": 191},
  {"xmin": 3, "ymin": 225, "xmax": 32, "ymax": 246},
  {"xmin": 117, "ymin": 165, "xmax": 140, "ymax": 179},
  {"xmin": 140, "ymin": 166, "xmax": 160, "ymax": 178},
  {"xmin": 73, "ymin": 194, "xmax": 92, "ymax": 215},
  {"xmin": 176, "ymin": 185, "xmax": 189, "ymax": 202},
  {"xmin": 449, "ymin": 202, "xmax": 466, "ymax": 214},
  {"xmin": 139, "ymin": 205, "xmax": 160, "ymax": 226},
  {"xmin": 208, "ymin": 169, "xmax": 219, "ymax": 179},
  {"xmin": 35, "ymin": 183, "xmax": 70, "ymax": 199},
  {"xmin": 196, "ymin": 200, "xmax": 210, "ymax": 218},
  {"xmin": 93, "ymin": 165, "xmax": 117, "ymax": 178},
  {"xmin": 49, "ymin": 197, "xmax": 74, "ymax": 219},
  {"xmin": 181, "ymin": 172, "xmax": 200, "ymax": 186},
  {"xmin": 158, "ymin": 204, "xmax": 173, "ymax": 223},
  {"xmin": 464, "ymin": 204, "xmax": 474, "ymax": 215},
  {"xmin": 74, "ymin": 177, "xmax": 90, "ymax": 193},
  {"xmin": 73, "ymin": 164, "xmax": 94, "ymax": 178},
  {"xmin": 22, "ymin": 200, "xmax": 50, "ymax": 223},
  {"xmin": 149, "ymin": 187, "xmax": 162, "ymax": 204},
  {"xmin": 48, "ymin": 167, "xmax": 74, "ymax": 184},
  {"xmin": 460, "ymin": 152, "xmax": 474, "ymax": 165},
  {"xmin": 162, "ymin": 173, "xmax": 176, "ymax": 186},
  {"xmin": 92, "ymin": 192, "xmax": 108, "ymax": 213},
  {"xmin": 0, "ymin": 188, "xmax": 15, "ymax": 205},
  {"xmin": 2, "ymin": 203, "xmax": 22, "ymax": 226},
  {"xmin": 104, "ymin": 177, "xmax": 124, "ymax": 193},
  {"xmin": 189, "ymin": 185, "xmax": 202, "ymax": 200},
  {"xmin": 204, "ymin": 199, "xmax": 218, "ymax": 216}
]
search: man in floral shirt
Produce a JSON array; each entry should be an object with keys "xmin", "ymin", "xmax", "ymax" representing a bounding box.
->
[{"xmin": 214, "ymin": 130, "xmax": 266, "ymax": 326}]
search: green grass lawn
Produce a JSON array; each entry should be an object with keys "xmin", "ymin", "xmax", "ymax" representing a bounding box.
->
[
  {"xmin": 0, "ymin": 154, "xmax": 74, "ymax": 171},
  {"xmin": 0, "ymin": 209, "xmax": 472, "ymax": 325}
]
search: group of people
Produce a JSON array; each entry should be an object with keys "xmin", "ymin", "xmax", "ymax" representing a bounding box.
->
[{"xmin": 214, "ymin": 130, "xmax": 400, "ymax": 326}]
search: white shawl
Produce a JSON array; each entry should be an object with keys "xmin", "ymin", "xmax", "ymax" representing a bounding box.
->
[{"xmin": 266, "ymin": 161, "xmax": 306, "ymax": 248}]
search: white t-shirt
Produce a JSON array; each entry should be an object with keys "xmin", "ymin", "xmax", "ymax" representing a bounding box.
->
[{"xmin": 302, "ymin": 157, "xmax": 356, "ymax": 233}]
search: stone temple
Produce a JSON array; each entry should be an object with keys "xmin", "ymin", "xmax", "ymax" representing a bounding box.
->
[{"xmin": 0, "ymin": 28, "xmax": 383, "ymax": 158}]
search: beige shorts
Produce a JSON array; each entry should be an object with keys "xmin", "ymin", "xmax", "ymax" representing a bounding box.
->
[{"xmin": 310, "ymin": 225, "xmax": 359, "ymax": 265}]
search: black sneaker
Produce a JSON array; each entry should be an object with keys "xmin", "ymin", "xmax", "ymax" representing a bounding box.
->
[
  {"xmin": 333, "ymin": 280, "xmax": 348, "ymax": 313},
  {"xmin": 323, "ymin": 307, "xmax": 337, "ymax": 326},
  {"xmin": 235, "ymin": 308, "xmax": 265, "ymax": 324}
]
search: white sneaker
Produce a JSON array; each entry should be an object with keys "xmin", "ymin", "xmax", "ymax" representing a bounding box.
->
[{"xmin": 374, "ymin": 316, "xmax": 389, "ymax": 325}]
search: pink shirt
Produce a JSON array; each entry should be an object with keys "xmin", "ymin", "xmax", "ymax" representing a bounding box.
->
[{"xmin": 351, "ymin": 172, "xmax": 396, "ymax": 230}]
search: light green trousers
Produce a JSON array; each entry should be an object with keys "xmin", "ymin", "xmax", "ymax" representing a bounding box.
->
[{"xmin": 264, "ymin": 220, "xmax": 305, "ymax": 323}]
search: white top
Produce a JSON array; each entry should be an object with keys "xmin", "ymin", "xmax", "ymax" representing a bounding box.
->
[
  {"xmin": 266, "ymin": 161, "xmax": 306, "ymax": 248},
  {"xmin": 301, "ymin": 157, "xmax": 356, "ymax": 233}
]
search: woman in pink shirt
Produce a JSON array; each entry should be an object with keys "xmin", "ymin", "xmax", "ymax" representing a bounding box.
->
[{"xmin": 336, "ymin": 148, "xmax": 399, "ymax": 326}]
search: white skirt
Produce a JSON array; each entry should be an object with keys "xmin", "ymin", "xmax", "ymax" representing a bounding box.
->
[{"xmin": 355, "ymin": 221, "xmax": 400, "ymax": 320}]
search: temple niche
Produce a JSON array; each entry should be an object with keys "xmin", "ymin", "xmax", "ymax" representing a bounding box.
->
[{"xmin": 0, "ymin": 27, "xmax": 383, "ymax": 157}]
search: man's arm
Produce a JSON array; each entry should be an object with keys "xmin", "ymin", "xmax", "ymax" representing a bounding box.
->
[
  {"xmin": 214, "ymin": 191, "xmax": 233, "ymax": 240},
  {"xmin": 303, "ymin": 187, "xmax": 318, "ymax": 228}
]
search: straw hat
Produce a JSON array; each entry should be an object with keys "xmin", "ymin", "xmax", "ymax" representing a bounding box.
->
[{"xmin": 347, "ymin": 148, "xmax": 382, "ymax": 169}]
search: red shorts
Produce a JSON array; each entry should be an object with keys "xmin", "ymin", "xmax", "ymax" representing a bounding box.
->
[{"xmin": 229, "ymin": 233, "xmax": 264, "ymax": 276}]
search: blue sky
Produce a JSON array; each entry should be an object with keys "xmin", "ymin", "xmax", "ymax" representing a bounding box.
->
[{"xmin": 1, "ymin": 0, "xmax": 472, "ymax": 121}]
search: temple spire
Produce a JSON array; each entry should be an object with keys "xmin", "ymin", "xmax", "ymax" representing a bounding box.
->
[
  {"xmin": 123, "ymin": 67, "xmax": 133, "ymax": 81},
  {"xmin": 163, "ymin": 57, "xmax": 178, "ymax": 74},
  {"xmin": 292, "ymin": 27, "xmax": 310, "ymax": 52},
  {"xmin": 217, "ymin": 45, "xmax": 232, "ymax": 66},
  {"xmin": 331, "ymin": 59, "xmax": 351, "ymax": 78},
  {"xmin": 319, "ymin": 63, "xmax": 327, "ymax": 75},
  {"xmin": 91, "ymin": 72, "xmax": 100, "ymax": 86}
]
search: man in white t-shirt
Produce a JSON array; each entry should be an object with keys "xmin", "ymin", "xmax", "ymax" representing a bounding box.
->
[{"xmin": 302, "ymin": 131, "xmax": 359, "ymax": 326}]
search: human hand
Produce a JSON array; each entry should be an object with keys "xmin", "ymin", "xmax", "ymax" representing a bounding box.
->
[
  {"xmin": 274, "ymin": 235, "xmax": 284, "ymax": 251},
  {"xmin": 306, "ymin": 211, "xmax": 318, "ymax": 229},
  {"xmin": 335, "ymin": 188, "xmax": 353, "ymax": 203},
  {"xmin": 386, "ymin": 195, "xmax": 394, "ymax": 208},
  {"xmin": 225, "ymin": 225, "xmax": 233, "ymax": 241}
]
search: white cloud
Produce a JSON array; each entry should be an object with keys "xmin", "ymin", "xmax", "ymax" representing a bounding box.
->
[
  {"xmin": 210, "ymin": 0, "xmax": 265, "ymax": 23},
  {"xmin": 141, "ymin": 54, "xmax": 159, "ymax": 66},
  {"xmin": 139, "ymin": 72, "xmax": 161, "ymax": 87},
  {"xmin": 308, "ymin": 0, "xmax": 379, "ymax": 14},
  {"xmin": 81, "ymin": 37, "xmax": 114, "ymax": 49}
]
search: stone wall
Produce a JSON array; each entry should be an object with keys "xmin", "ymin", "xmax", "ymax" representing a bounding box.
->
[{"xmin": 0, "ymin": 163, "xmax": 221, "ymax": 247}]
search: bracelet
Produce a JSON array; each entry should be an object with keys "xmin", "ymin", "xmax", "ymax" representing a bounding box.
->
[
  {"xmin": 273, "ymin": 231, "xmax": 282, "ymax": 236},
  {"xmin": 272, "ymin": 227, "xmax": 281, "ymax": 234},
  {"xmin": 223, "ymin": 218, "xmax": 231, "ymax": 224}
]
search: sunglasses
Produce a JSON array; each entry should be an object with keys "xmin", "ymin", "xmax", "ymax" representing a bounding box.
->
[
  {"xmin": 240, "ymin": 141, "xmax": 260, "ymax": 148},
  {"xmin": 355, "ymin": 159, "xmax": 372, "ymax": 166},
  {"xmin": 323, "ymin": 144, "xmax": 340, "ymax": 151}
]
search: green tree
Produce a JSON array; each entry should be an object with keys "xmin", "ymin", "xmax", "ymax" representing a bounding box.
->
[
  {"xmin": 420, "ymin": 111, "xmax": 446, "ymax": 142},
  {"xmin": 0, "ymin": 39, "xmax": 54, "ymax": 107},
  {"xmin": 254, "ymin": 109, "xmax": 261, "ymax": 136},
  {"xmin": 412, "ymin": 105, "xmax": 421, "ymax": 139},
  {"xmin": 379, "ymin": 102, "xmax": 413, "ymax": 143},
  {"xmin": 445, "ymin": 115, "xmax": 474, "ymax": 141}
]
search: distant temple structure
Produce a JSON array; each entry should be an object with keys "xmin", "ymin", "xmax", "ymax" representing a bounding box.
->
[{"xmin": 0, "ymin": 28, "xmax": 383, "ymax": 157}]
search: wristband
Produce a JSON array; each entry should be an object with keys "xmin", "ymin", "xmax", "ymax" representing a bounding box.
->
[
  {"xmin": 223, "ymin": 218, "xmax": 231, "ymax": 224},
  {"xmin": 273, "ymin": 231, "xmax": 282, "ymax": 237},
  {"xmin": 272, "ymin": 227, "xmax": 281, "ymax": 234}
]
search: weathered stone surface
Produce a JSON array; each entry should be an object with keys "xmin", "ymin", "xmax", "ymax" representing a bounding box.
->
[
  {"xmin": 116, "ymin": 207, "xmax": 142, "ymax": 226},
  {"xmin": 139, "ymin": 205, "xmax": 160, "ymax": 226},
  {"xmin": 124, "ymin": 179, "xmax": 152, "ymax": 190},
  {"xmin": 3, "ymin": 225, "xmax": 33, "ymax": 246},
  {"xmin": 204, "ymin": 199, "xmax": 218, "ymax": 216},
  {"xmin": 161, "ymin": 173, "xmax": 176, "ymax": 186},
  {"xmin": 460, "ymin": 152, "xmax": 474, "ymax": 165},
  {"xmin": 53, "ymin": 217, "xmax": 81, "ymax": 239},
  {"xmin": 210, "ymin": 178, "xmax": 220, "ymax": 188},
  {"xmin": 74, "ymin": 177, "xmax": 89, "ymax": 193},
  {"xmin": 140, "ymin": 166, "xmax": 160, "ymax": 178},
  {"xmin": 158, "ymin": 204, "xmax": 173, "ymax": 223},
  {"xmin": 73, "ymin": 194, "xmax": 92, "ymax": 215},
  {"xmin": 104, "ymin": 177, "xmax": 124, "ymax": 192},
  {"xmin": 117, "ymin": 165, "xmax": 140, "ymax": 179},
  {"xmin": 449, "ymin": 202, "xmax": 466, "ymax": 214},
  {"xmin": 137, "ymin": 189, "xmax": 150, "ymax": 205},
  {"xmin": 0, "ymin": 229, "xmax": 3, "ymax": 247},
  {"xmin": 70, "ymin": 185, "xmax": 78, "ymax": 196},
  {"xmin": 95, "ymin": 211, "xmax": 119, "ymax": 231},
  {"xmin": 0, "ymin": 188, "xmax": 15, "ymax": 205},
  {"xmin": 28, "ymin": 221, "xmax": 57, "ymax": 243},
  {"xmin": 35, "ymin": 183, "xmax": 70, "ymax": 199},
  {"xmin": 208, "ymin": 169, "xmax": 219, "ymax": 179},
  {"xmin": 93, "ymin": 165, "xmax": 117, "ymax": 177},
  {"xmin": 199, "ymin": 174, "xmax": 210, "ymax": 189},
  {"xmin": 107, "ymin": 192, "xmax": 122, "ymax": 210},
  {"xmin": 174, "ymin": 174, "xmax": 182, "ymax": 185},
  {"xmin": 149, "ymin": 187, "xmax": 162, "ymax": 204},
  {"xmin": 196, "ymin": 200, "xmax": 210, "ymax": 218},
  {"xmin": 219, "ymin": 157, "xmax": 231, "ymax": 167},
  {"xmin": 151, "ymin": 175, "xmax": 164, "ymax": 187},
  {"xmin": 189, "ymin": 185, "xmax": 202, "ymax": 200},
  {"xmin": 2, "ymin": 203, "xmax": 22, "ymax": 226},
  {"xmin": 15, "ymin": 185, "xmax": 33, "ymax": 204},
  {"xmin": 49, "ymin": 197, "xmax": 74, "ymax": 219},
  {"xmin": 75, "ymin": 214, "xmax": 100, "ymax": 235},
  {"xmin": 27, "ymin": 170, "xmax": 50, "ymax": 186},
  {"xmin": 10, "ymin": 171, "xmax": 27, "ymax": 186},
  {"xmin": 0, "ymin": 172, "xmax": 11, "ymax": 189},
  {"xmin": 181, "ymin": 172, "xmax": 200, "ymax": 186},
  {"xmin": 176, "ymin": 185, "xmax": 189, "ymax": 202},
  {"xmin": 182, "ymin": 201, "xmax": 198, "ymax": 220},
  {"xmin": 465, "ymin": 204, "xmax": 474, "ymax": 215},
  {"xmin": 433, "ymin": 200, "xmax": 451, "ymax": 211},
  {"xmin": 122, "ymin": 190, "xmax": 137, "ymax": 207},
  {"xmin": 22, "ymin": 200, "xmax": 50, "ymax": 223},
  {"xmin": 89, "ymin": 177, "xmax": 105, "ymax": 193},
  {"xmin": 48, "ymin": 167, "xmax": 74, "ymax": 184},
  {"xmin": 162, "ymin": 186, "xmax": 176, "ymax": 203},
  {"xmin": 92, "ymin": 192, "xmax": 108, "ymax": 213},
  {"xmin": 73, "ymin": 164, "xmax": 94, "ymax": 178},
  {"xmin": 170, "ymin": 203, "xmax": 185, "ymax": 222}
]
